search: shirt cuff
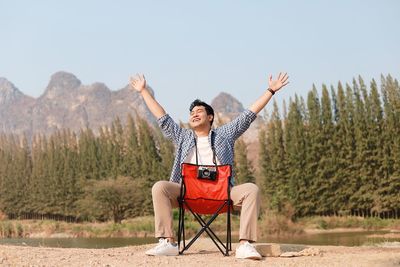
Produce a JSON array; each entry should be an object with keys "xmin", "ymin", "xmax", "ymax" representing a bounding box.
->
[
  {"xmin": 243, "ymin": 109, "xmax": 257, "ymax": 122},
  {"xmin": 157, "ymin": 113, "xmax": 171, "ymax": 127}
]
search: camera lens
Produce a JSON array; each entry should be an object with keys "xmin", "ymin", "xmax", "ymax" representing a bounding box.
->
[{"xmin": 203, "ymin": 169, "xmax": 210, "ymax": 177}]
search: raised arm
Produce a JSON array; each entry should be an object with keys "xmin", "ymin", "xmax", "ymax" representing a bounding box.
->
[
  {"xmin": 129, "ymin": 74, "xmax": 166, "ymax": 119},
  {"xmin": 249, "ymin": 72, "xmax": 289, "ymax": 114}
]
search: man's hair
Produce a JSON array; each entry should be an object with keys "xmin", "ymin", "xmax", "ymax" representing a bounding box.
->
[{"xmin": 189, "ymin": 99, "xmax": 214, "ymax": 126}]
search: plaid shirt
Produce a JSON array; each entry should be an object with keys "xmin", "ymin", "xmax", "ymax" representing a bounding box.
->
[{"xmin": 157, "ymin": 109, "xmax": 257, "ymax": 185}]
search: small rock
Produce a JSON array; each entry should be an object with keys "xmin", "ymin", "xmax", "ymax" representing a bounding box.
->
[{"xmin": 254, "ymin": 243, "xmax": 282, "ymax": 257}]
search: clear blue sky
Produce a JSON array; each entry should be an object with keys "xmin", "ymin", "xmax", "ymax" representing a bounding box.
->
[{"xmin": 1, "ymin": 0, "xmax": 399, "ymax": 121}]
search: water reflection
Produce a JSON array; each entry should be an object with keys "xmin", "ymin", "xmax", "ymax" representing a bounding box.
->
[
  {"xmin": 259, "ymin": 231, "xmax": 400, "ymax": 246},
  {"xmin": 0, "ymin": 237, "xmax": 157, "ymax": 249},
  {"xmin": 0, "ymin": 231, "xmax": 399, "ymax": 249}
]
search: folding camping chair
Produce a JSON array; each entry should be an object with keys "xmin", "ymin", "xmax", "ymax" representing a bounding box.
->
[{"xmin": 177, "ymin": 162, "xmax": 233, "ymax": 256}]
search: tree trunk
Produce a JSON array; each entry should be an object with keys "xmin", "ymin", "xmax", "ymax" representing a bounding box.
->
[{"xmin": 113, "ymin": 213, "xmax": 122, "ymax": 224}]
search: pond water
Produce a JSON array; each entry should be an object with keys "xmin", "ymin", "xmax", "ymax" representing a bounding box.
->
[
  {"xmin": 259, "ymin": 231, "xmax": 400, "ymax": 246},
  {"xmin": 0, "ymin": 231, "xmax": 399, "ymax": 249}
]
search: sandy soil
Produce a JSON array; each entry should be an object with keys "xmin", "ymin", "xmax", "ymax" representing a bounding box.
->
[{"xmin": 1, "ymin": 239, "xmax": 400, "ymax": 267}]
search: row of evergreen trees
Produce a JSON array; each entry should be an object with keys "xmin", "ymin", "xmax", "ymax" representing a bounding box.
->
[
  {"xmin": 1, "ymin": 74, "xmax": 399, "ymax": 221},
  {"xmin": 0, "ymin": 116, "xmax": 175, "ymax": 221},
  {"xmin": 259, "ymin": 74, "xmax": 400, "ymax": 218}
]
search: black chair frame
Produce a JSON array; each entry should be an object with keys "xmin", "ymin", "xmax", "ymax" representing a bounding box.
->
[{"xmin": 177, "ymin": 173, "xmax": 233, "ymax": 256}]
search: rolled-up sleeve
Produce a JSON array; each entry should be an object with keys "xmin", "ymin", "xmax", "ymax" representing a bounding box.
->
[{"xmin": 157, "ymin": 114, "xmax": 183, "ymax": 145}]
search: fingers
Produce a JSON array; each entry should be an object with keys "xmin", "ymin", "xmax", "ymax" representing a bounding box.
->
[
  {"xmin": 276, "ymin": 72, "xmax": 289, "ymax": 85},
  {"xmin": 268, "ymin": 73, "xmax": 289, "ymax": 81},
  {"xmin": 129, "ymin": 74, "xmax": 139, "ymax": 88},
  {"xmin": 129, "ymin": 73, "xmax": 145, "ymax": 83},
  {"xmin": 129, "ymin": 76, "xmax": 136, "ymax": 87},
  {"xmin": 281, "ymin": 73, "xmax": 289, "ymax": 84},
  {"xmin": 130, "ymin": 75, "xmax": 138, "ymax": 82},
  {"xmin": 137, "ymin": 73, "xmax": 146, "ymax": 82}
]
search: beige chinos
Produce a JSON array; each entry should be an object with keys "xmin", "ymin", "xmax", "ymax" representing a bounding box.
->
[{"xmin": 152, "ymin": 180, "xmax": 261, "ymax": 242}]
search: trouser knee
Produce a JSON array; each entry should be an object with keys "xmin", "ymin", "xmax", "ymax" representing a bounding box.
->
[
  {"xmin": 244, "ymin": 183, "xmax": 260, "ymax": 198},
  {"xmin": 152, "ymin": 180, "xmax": 169, "ymax": 196}
]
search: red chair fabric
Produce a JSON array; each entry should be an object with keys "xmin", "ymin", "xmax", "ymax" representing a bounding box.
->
[
  {"xmin": 181, "ymin": 163, "xmax": 231, "ymax": 214},
  {"xmin": 178, "ymin": 163, "xmax": 233, "ymax": 255}
]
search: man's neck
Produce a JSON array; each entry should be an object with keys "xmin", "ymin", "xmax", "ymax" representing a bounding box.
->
[{"xmin": 194, "ymin": 127, "xmax": 211, "ymax": 137}]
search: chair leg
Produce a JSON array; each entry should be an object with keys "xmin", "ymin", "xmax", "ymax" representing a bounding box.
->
[
  {"xmin": 182, "ymin": 202, "xmax": 230, "ymax": 256},
  {"xmin": 226, "ymin": 201, "xmax": 231, "ymax": 255},
  {"xmin": 182, "ymin": 202, "xmax": 227, "ymax": 254},
  {"xmin": 178, "ymin": 205, "xmax": 186, "ymax": 254},
  {"xmin": 193, "ymin": 212, "xmax": 226, "ymax": 255},
  {"xmin": 178, "ymin": 204, "xmax": 182, "ymax": 253},
  {"xmin": 194, "ymin": 213, "xmax": 226, "ymax": 248},
  {"xmin": 230, "ymin": 203, "xmax": 233, "ymax": 251},
  {"xmin": 182, "ymin": 208, "xmax": 186, "ymax": 250}
]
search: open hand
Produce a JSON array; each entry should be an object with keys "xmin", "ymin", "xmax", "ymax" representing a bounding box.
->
[
  {"xmin": 129, "ymin": 74, "xmax": 147, "ymax": 92},
  {"xmin": 269, "ymin": 72, "xmax": 289, "ymax": 92}
]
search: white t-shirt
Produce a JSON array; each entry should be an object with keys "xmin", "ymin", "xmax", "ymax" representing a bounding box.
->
[{"xmin": 185, "ymin": 136, "xmax": 221, "ymax": 165}]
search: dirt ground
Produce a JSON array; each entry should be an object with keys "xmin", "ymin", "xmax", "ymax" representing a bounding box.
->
[{"xmin": 1, "ymin": 238, "xmax": 400, "ymax": 267}]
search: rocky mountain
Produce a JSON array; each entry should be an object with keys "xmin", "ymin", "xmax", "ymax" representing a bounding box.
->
[
  {"xmin": 0, "ymin": 71, "xmax": 156, "ymax": 137},
  {"xmin": 0, "ymin": 78, "xmax": 35, "ymax": 134},
  {"xmin": 211, "ymin": 92, "xmax": 264, "ymax": 167},
  {"xmin": 211, "ymin": 92, "xmax": 245, "ymax": 116},
  {"xmin": 211, "ymin": 92, "xmax": 264, "ymax": 141},
  {"xmin": 0, "ymin": 73, "xmax": 264, "ymax": 148}
]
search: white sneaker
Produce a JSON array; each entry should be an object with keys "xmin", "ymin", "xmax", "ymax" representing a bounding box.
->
[
  {"xmin": 145, "ymin": 238, "xmax": 179, "ymax": 256},
  {"xmin": 235, "ymin": 241, "xmax": 262, "ymax": 260}
]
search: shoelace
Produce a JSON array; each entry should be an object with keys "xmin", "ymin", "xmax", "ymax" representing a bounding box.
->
[{"xmin": 243, "ymin": 242, "xmax": 257, "ymax": 252}]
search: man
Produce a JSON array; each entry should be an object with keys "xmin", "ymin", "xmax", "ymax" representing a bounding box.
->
[{"xmin": 130, "ymin": 73, "xmax": 289, "ymax": 260}]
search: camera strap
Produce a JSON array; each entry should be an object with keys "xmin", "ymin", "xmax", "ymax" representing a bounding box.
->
[{"xmin": 194, "ymin": 131, "xmax": 218, "ymax": 168}]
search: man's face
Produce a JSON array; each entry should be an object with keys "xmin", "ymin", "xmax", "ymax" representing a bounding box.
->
[{"xmin": 189, "ymin": 106, "xmax": 213, "ymax": 129}]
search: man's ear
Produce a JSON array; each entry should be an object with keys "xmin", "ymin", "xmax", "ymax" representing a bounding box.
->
[{"xmin": 208, "ymin": 115, "xmax": 213, "ymax": 122}]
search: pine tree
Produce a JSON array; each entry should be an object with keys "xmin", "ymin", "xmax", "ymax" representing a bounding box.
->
[
  {"xmin": 351, "ymin": 77, "xmax": 374, "ymax": 216},
  {"xmin": 137, "ymin": 118, "xmax": 162, "ymax": 215},
  {"xmin": 234, "ymin": 138, "xmax": 255, "ymax": 184},
  {"xmin": 120, "ymin": 114, "xmax": 140, "ymax": 178},
  {"xmin": 285, "ymin": 96, "xmax": 307, "ymax": 216},
  {"xmin": 260, "ymin": 101, "xmax": 288, "ymax": 211},
  {"xmin": 304, "ymin": 86, "xmax": 323, "ymax": 215},
  {"xmin": 379, "ymin": 75, "xmax": 400, "ymax": 217}
]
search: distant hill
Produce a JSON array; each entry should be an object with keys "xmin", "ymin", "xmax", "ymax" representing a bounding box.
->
[
  {"xmin": 0, "ymin": 72, "xmax": 263, "ymax": 165},
  {"xmin": 0, "ymin": 72, "xmax": 264, "ymax": 139},
  {"xmin": 211, "ymin": 92, "xmax": 264, "ymax": 168},
  {"xmin": 1, "ymin": 71, "xmax": 264, "ymax": 171},
  {"xmin": 0, "ymin": 71, "xmax": 156, "ymax": 137}
]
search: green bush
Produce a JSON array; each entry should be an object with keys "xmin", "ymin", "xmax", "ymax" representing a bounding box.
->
[
  {"xmin": 316, "ymin": 219, "xmax": 328, "ymax": 229},
  {"xmin": 361, "ymin": 217, "xmax": 388, "ymax": 230},
  {"xmin": 259, "ymin": 210, "xmax": 303, "ymax": 235},
  {"xmin": 15, "ymin": 223, "xmax": 24, "ymax": 237},
  {"xmin": 1, "ymin": 221, "xmax": 14, "ymax": 237}
]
